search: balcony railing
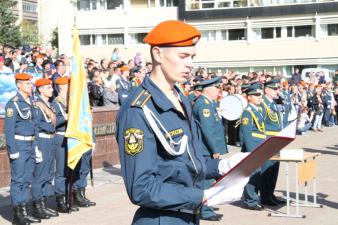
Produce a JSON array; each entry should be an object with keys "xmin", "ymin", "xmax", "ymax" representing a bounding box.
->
[{"xmin": 186, "ymin": 0, "xmax": 335, "ymax": 10}]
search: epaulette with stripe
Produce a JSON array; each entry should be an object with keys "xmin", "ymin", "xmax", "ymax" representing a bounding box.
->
[
  {"xmin": 11, "ymin": 96, "xmax": 18, "ymax": 102},
  {"xmin": 131, "ymin": 89, "xmax": 152, "ymax": 108}
]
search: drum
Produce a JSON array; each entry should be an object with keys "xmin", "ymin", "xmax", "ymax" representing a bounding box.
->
[{"xmin": 219, "ymin": 94, "xmax": 248, "ymax": 121}]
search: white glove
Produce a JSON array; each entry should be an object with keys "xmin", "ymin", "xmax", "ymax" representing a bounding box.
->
[
  {"xmin": 218, "ymin": 152, "xmax": 250, "ymax": 175},
  {"xmin": 9, "ymin": 152, "xmax": 20, "ymax": 160},
  {"xmin": 204, "ymin": 176, "xmax": 249, "ymax": 206},
  {"xmin": 35, "ymin": 146, "xmax": 43, "ymax": 163},
  {"xmin": 91, "ymin": 143, "xmax": 96, "ymax": 155},
  {"xmin": 65, "ymin": 113, "xmax": 68, "ymax": 120}
]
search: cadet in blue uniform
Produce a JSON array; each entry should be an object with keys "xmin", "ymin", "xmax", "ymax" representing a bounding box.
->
[
  {"xmin": 192, "ymin": 77, "xmax": 226, "ymax": 221},
  {"xmin": 116, "ymin": 65, "xmax": 131, "ymax": 105},
  {"xmin": 193, "ymin": 77, "xmax": 227, "ymax": 158},
  {"xmin": 116, "ymin": 20, "xmax": 223, "ymax": 225},
  {"xmin": 240, "ymin": 83, "xmax": 265, "ymax": 210},
  {"xmin": 260, "ymin": 79, "xmax": 286, "ymax": 206},
  {"xmin": 322, "ymin": 83, "xmax": 334, "ymax": 126},
  {"xmin": 72, "ymin": 131, "xmax": 96, "ymax": 208},
  {"xmin": 5, "ymin": 73, "xmax": 41, "ymax": 225},
  {"xmin": 52, "ymin": 77, "xmax": 79, "ymax": 213},
  {"xmin": 31, "ymin": 78, "xmax": 59, "ymax": 219},
  {"xmin": 280, "ymin": 81, "xmax": 292, "ymax": 127}
]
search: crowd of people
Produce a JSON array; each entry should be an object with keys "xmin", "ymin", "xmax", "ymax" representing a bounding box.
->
[{"xmin": 1, "ymin": 27, "xmax": 338, "ymax": 224}]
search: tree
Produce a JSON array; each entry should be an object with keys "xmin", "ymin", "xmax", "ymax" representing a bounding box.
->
[
  {"xmin": 21, "ymin": 19, "xmax": 39, "ymax": 46},
  {"xmin": 50, "ymin": 27, "xmax": 59, "ymax": 55},
  {"xmin": 0, "ymin": 0, "xmax": 21, "ymax": 47}
]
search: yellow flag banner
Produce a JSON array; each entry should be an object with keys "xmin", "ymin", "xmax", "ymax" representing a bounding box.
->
[{"xmin": 65, "ymin": 28, "xmax": 93, "ymax": 170}]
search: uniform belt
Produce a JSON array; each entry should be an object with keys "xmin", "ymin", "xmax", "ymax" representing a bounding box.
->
[
  {"xmin": 252, "ymin": 133, "xmax": 266, "ymax": 139},
  {"xmin": 266, "ymin": 131, "xmax": 279, "ymax": 136},
  {"xmin": 56, "ymin": 131, "xmax": 66, "ymax": 135},
  {"xmin": 14, "ymin": 135, "xmax": 35, "ymax": 141},
  {"xmin": 170, "ymin": 208, "xmax": 200, "ymax": 215},
  {"xmin": 38, "ymin": 133, "xmax": 55, "ymax": 139}
]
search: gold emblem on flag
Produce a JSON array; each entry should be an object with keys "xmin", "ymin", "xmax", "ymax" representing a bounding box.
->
[
  {"xmin": 124, "ymin": 128, "xmax": 144, "ymax": 156},
  {"xmin": 203, "ymin": 109, "xmax": 210, "ymax": 118}
]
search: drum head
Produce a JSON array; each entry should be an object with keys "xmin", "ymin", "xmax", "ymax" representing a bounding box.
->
[{"xmin": 220, "ymin": 95, "xmax": 247, "ymax": 121}]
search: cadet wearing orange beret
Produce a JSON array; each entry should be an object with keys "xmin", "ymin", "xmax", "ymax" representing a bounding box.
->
[
  {"xmin": 55, "ymin": 77, "xmax": 69, "ymax": 85},
  {"xmin": 116, "ymin": 20, "xmax": 229, "ymax": 225},
  {"xmin": 144, "ymin": 20, "xmax": 201, "ymax": 47},
  {"xmin": 15, "ymin": 73, "xmax": 32, "ymax": 80},
  {"xmin": 120, "ymin": 65, "xmax": 130, "ymax": 72},
  {"xmin": 35, "ymin": 78, "xmax": 52, "ymax": 87}
]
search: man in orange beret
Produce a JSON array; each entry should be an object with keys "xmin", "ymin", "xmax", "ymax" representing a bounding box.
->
[
  {"xmin": 31, "ymin": 78, "xmax": 59, "ymax": 219},
  {"xmin": 115, "ymin": 65, "xmax": 131, "ymax": 105},
  {"xmin": 116, "ymin": 20, "xmax": 247, "ymax": 225},
  {"xmin": 5, "ymin": 73, "xmax": 42, "ymax": 224}
]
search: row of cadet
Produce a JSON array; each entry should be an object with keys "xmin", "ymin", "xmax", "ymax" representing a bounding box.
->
[{"xmin": 4, "ymin": 73, "xmax": 96, "ymax": 225}]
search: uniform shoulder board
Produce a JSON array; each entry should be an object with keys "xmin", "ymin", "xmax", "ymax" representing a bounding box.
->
[
  {"xmin": 11, "ymin": 96, "xmax": 19, "ymax": 102},
  {"xmin": 131, "ymin": 89, "xmax": 152, "ymax": 108}
]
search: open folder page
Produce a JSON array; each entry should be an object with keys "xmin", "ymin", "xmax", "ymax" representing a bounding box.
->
[{"xmin": 205, "ymin": 120, "xmax": 297, "ymax": 206}]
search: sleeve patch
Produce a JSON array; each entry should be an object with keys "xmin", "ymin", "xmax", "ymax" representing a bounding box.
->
[
  {"xmin": 242, "ymin": 117, "xmax": 249, "ymax": 126},
  {"xmin": 124, "ymin": 128, "xmax": 144, "ymax": 156},
  {"xmin": 6, "ymin": 108, "xmax": 14, "ymax": 117},
  {"xmin": 203, "ymin": 109, "xmax": 210, "ymax": 118}
]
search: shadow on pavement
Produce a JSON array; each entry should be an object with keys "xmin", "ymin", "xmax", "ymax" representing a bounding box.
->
[
  {"xmin": 102, "ymin": 161, "xmax": 121, "ymax": 176},
  {"xmin": 303, "ymin": 147, "xmax": 338, "ymax": 156},
  {"xmin": 277, "ymin": 190, "xmax": 338, "ymax": 210}
]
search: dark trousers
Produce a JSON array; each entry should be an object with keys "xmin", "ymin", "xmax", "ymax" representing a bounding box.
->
[
  {"xmin": 260, "ymin": 161, "xmax": 279, "ymax": 202},
  {"xmin": 54, "ymin": 134, "xmax": 68, "ymax": 196},
  {"xmin": 242, "ymin": 169, "xmax": 261, "ymax": 207},
  {"xmin": 10, "ymin": 140, "xmax": 35, "ymax": 206},
  {"xmin": 227, "ymin": 119, "xmax": 240, "ymax": 145},
  {"xmin": 73, "ymin": 150, "xmax": 92, "ymax": 190},
  {"xmin": 32, "ymin": 137, "xmax": 55, "ymax": 200}
]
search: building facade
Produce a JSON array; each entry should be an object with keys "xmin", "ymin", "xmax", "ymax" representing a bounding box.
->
[{"xmin": 56, "ymin": 0, "xmax": 338, "ymax": 75}]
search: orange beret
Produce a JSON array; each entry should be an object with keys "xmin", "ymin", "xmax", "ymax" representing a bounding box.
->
[
  {"xmin": 316, "ymin": 84, "xmax": 322, "ymax": 88},
  {"xmin": 282, "ymin": 81, "xmax": 288, "ymax": 87},
  {"xmin": 55, "ymin": 77, "xmax": 69, "ymax": 85},
  {"xmin": 299, "ymin": 80, "xmax": 306, "ymax": 86},
  {"xmin": 144, "ymin": 20, "xmax": 201, "ymax": 47},
  {"xmin": 15, "ymin": 73, "xmax": 32, "ymax": 80},
  {"xmin": 35, "ymin": 78, "xmax": 52, "ymax": 87},
  {"xmin": 35, "ymin": 54, "xmax": 44, "ymax": 59},
  {"xmin": 120, "ymin": 66, "xmax": 130, "ymax": 72}
]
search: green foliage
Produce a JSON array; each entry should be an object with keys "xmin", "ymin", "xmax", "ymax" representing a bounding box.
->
[
  {"xmin": 21, "ymin": 19, "xmax": 39, "ymax": 46},
  {"xmin": 0, "ymin": 0, "xmax": 21, "ymax": 47},
  {"xmin": 51, "ymin": 27, "xmax": 59, "ymax": 54}
]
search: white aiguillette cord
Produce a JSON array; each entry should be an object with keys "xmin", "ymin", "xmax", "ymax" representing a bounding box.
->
[{"xmin": 143, "ymin": 105, "xmax": 199, "ymax": 173}]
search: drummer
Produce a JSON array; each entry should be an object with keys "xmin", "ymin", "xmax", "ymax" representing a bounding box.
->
[{"xmin": 192, "ymin": 76, "xmax": 227, "ymax": 221}]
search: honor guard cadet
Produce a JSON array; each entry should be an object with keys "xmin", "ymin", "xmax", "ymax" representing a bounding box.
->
[
  {"xmin": 280, "ymin": 80, "xmax": 292, "ymax": 127},
  {"xmin": 260, "ymin": 79, "xmax": 286, "ymax": 206},
  {"xmin": 116, "ymin": 65, "xmax": 131, "ymax": 105},
  {"xmin": 5, "ymin": 73, "xmax": 41, "ymax": 225},
  {"xmin": 72, "ymin": 131, "xmax": 96, "ymax": 208},
  {"xmin": 130, "ymin": 67, "xmax": 143, "ymax": 90},
  {"xmin": 116, "ymin": 20, "xmax": 225, "ymax": 225},
  {"xmin": 192, "ymin": 76, "xmax": 226, "ymax": 221},
  {"xmin": 31, "ymin": 78, "xmax": 59, "ymax": 219},
  {"xmin": 193, "ymin": 77, "xmax": 228, "ymax": 158},
  {"xmin": 51, "ymin": 77, "xmax": 79, "ymax": 213},
  {"xmin": 240, "ymin": 83, "xmax": 265, "ymax": 211}
]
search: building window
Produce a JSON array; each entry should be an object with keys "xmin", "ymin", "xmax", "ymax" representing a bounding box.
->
[
  {"xmin": 261, "ymin": 28, "xmax": 273, "ymax": 39},
  {"xmin": 78, "ymin": 0, "xmax": 91, "ymax": 11},
  {"xmin": 107, "ymin": 0, "xmax": 123, "ymax": 10},
  {"xmin": 328, "ymin": 24, "xmax": 338, "ymax": 36},
  {"xmin": 22, "ymin": 2, "xmax": 37, "ymax": 13},
  {"xmin": 160, "ymin": 0, "xmax": 179, "ymax": 7},
  {"xmin": 287, "ymin": 26, "xmax": 293, "ymax": 37},
  {"xmin": 228, "ymin": 29, "xmax": 246, "ymax": 41},
  {"xmin": 294, "ymin": 25, "xmax": 313, "ymax": 37},
  {"xmin": 79, "ymin": 35, "xmax": 91, "ymax": 45},
  {"xmin": 275, "ymin": 27, "xmax": 281, "ymax": 38},
  {"xmin": 129, "ymin": 33, "xmax": 147, "ymax": 44},
  {"xmin": 108, "ymin": 34, "xmax": 124, "ymax": 45},
  {"xmin": 200, "ymin": 30, "xmax": 216, "ymax": 42}
]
